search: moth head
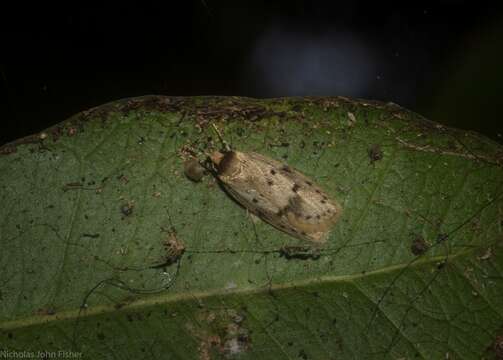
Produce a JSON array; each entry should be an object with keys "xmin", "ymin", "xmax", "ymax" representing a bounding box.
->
[{"xmin": 210, "ymin": 150, "xmax": 240, "ymax": 177}]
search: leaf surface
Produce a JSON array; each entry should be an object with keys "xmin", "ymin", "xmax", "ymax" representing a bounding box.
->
[{"xmin": 1, "ymin": 96, "xmax": 502, "ymax": 359}]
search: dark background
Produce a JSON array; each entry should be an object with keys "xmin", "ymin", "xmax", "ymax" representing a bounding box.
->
[{"xmin": 2, "ymin": 1, "xmax": 503, "ymax": 146}]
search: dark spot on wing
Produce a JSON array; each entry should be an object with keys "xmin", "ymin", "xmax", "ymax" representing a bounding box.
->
[
  {"xmin": 316, "ymin": 215, "xmax": 321, "ymax": 220},
  {"xmin": 252, "ymin": 198, "xmax": 258, "ymax": 203},
  {"xmin": 315, "ymin": 189, "xmax": 321, "ymax": 194},
  {"xmin": 270, "ymin": 169, "xmax": 276, "ymax": 175},
  {"xmin": 305, "ymin": 181, "xmax": 312, "ymax": 186},
  {"xmin": 267, "ymin": 180, "xmax": 274, "ymax": 186},
  {"xmin": 321, "ymin": 199, "xmax": 326, "ymax": 204},
  {"xmin": 305, "ymin": 215, "xmax": 312, "ymax": 220},
  {"xmin": 282, "ymin": 165, "xmax": 292, "ymax": 173},
  {"xmin": 301, "ymin": 231, "xmax": 307, "ymax": 236},
  {"xmin": 292, "ymin": 183, "xmax": 300, "ymax": 193}
]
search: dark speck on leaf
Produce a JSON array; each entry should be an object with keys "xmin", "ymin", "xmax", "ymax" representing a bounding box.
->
[
  {"xmin": 82, "ymin": 233, "xmax": 100, "ymax": 239},
  {"xmin": 121, "ymin": 203, "xmax": 134, "ymax": 216},
  {"xmin": 368, "ymin": 144, "xmax": 383, "ymax": 163},
  {"xmin": 493, "ymin": 334, "xmax": 503, "ymax": 359},
  {"xmin": 411, "ymin": 236, "xmax": 429, "ymax": 256},
  {"xmin": 299, "ymin": 349, "xmax": 308, "ymax": 360}
]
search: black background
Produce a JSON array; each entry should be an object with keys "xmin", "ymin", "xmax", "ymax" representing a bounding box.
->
[{"xmin": 2, "ymin": 1, "xmax": 503, "ymax": 146}]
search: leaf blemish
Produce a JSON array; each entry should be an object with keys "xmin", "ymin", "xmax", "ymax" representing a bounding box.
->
[
  {"xmin": 120, "ymin": 202, "xmax": 134, "ymax": 217},
  {"xmin": 411, "ymin": 236, "xmax": 429, "ymax": 256}
]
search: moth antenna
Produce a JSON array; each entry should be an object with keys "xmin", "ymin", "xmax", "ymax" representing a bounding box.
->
[{"xmin": 211, "ymin": 123, "xmax": 231, "ymax": 152}]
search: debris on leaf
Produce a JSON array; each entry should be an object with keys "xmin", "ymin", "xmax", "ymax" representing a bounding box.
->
[
  {"xmin": 411, "ymin": 236, "xmax": 429, "ymax": 256},
  {"xmin": 368, "ymin": 144, "xmax": 383, "ymax": 163},
  {"xmin": 347, "ymin": 112, "xmax": 356, "ymax": 127},
  {"xmin": 120, "ymin": 202, "xmax": 134, "ymax": 216}
]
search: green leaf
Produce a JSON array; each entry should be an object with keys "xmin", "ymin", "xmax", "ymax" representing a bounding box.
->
[{"xmin": 1, "ymin": 96, "xmax": 502, "ymax": 359}]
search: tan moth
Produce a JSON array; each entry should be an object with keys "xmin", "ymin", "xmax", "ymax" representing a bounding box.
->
[{"xmin": 209, "ymin": 150, "xmax": 342, "ymax": 245}]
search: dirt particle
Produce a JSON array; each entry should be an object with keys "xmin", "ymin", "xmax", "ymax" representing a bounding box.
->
[
  {"xmin": 120, "ymin": 202, "xmax": 134, "ymax": 216},
  {"xmin": 117, "ymin": 174, "xmax": 129, "ymax": 184},
  {"xmin": 368, "ymin": 144, "xmax": 383, "ymax": 163},
  {"xmin": 36, "ymin": 307, "xmax": 56, "ymax": 316},
  {"xmin": 477, "ymin": 247, "xmax": 492, "ymax": 261},
  {"xmin": 82, "ymin": 233, "xmax": 100, "ymax": 239},
  {"xmin": 299, "ymin": 349, "xmax": 308, "ymax": 360},
  {"xmin": 279, "ymin": 246, "xmax": 320, "ymax": 261},
  {"xmin": 347, "ymin": 112, "xmax": 356, "ymax": 127},
  {"xmin": 67, "ymin": 127, "xmax": 77, "ymax": 136},
  {"xmin": 411, "ymin": 236, "xmax": 429, "ymax": 256}
]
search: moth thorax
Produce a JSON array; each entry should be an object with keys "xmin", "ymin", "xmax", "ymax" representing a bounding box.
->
[{"xmin": 211, "ymin": 151, "xmax": 240, "ymax": 177}]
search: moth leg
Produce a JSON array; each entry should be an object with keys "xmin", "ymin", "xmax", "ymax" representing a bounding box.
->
[
  {"xmin": 247, "ymin": 210, "xmax": 261, "ymax": 224},
  {"xmin": 244, "ymin": 209, "xmax": 266, "ymax": 247}
]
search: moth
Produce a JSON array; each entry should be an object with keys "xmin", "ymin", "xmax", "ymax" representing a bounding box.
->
[{"xmin": 209, "ymin": 150, "xmax": 342, "ymax": 245}]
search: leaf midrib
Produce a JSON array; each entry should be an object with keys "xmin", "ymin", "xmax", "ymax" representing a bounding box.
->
[{"xmin": 0, "ymin": 249, "xmax": 472, "ymax": 331}]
